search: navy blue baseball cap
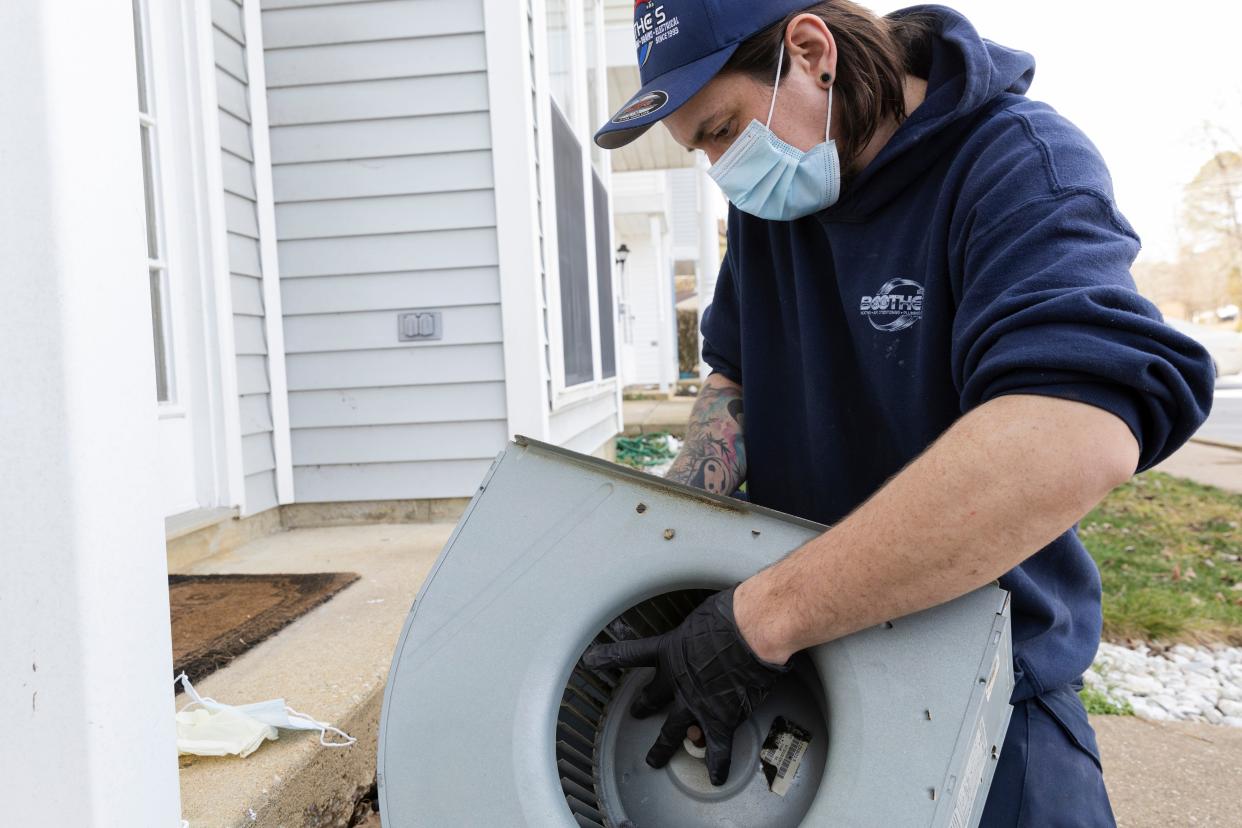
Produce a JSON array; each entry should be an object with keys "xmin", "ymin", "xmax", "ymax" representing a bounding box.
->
[{"xmin": 594, "ymin": 0, "xmax": 817, "ymax": 149}]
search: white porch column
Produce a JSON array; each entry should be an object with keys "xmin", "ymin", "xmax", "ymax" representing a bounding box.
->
[
  {"xmin": 0, "ymin": 3, "xmax": 181, "ymax": 826},
  {"xmin": 650, "ymin": 214, "xmax": 676, "ymax": 394},
  {"xmin": 696, "ymin": 152, "xmax": 722, "ymax": 379}
]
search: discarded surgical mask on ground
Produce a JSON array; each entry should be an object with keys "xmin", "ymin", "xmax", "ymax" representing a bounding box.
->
[{"xmin": 175, "ymin": 673, "xmax": 356, "ymax": 758}]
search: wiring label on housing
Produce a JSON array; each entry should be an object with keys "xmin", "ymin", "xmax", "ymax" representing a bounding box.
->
[
  {"xmin": 759, "ymin": 717, "xmax": 812, "ymax": 796},
  {"xmin": 949, "ymin": 721, "xmax": 989, "ymax": 828}
]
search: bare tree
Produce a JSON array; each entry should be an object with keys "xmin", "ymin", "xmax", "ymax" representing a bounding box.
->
[{"xmin": 1178, "ymin": 123, "xmax": 1242, "ymax": 319}]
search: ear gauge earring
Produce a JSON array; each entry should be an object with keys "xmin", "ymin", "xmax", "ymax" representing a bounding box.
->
[{"xmin": 820, "ymin": 72, "xmax": 833, "ymax": 86}]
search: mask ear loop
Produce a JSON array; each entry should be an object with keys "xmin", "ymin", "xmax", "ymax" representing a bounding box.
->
[
  {"xmin": 765, "ymin": 40, "xmax": 786, "ymax": 128},
  {"xmin": 285, "ymin": 704, "xmax": 358, "ymax": 748},
  {"xmin": 825, "ymin": 84, "xmax": 834, "ymax": 143},
  {"xmin": 175, "ymin": 672, "xmax": 222, "ymax": 713}
]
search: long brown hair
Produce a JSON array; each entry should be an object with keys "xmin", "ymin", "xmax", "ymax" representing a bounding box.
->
[{"xmin": 722, "ymin": 2, "xmax": 934, "ymax": 168}]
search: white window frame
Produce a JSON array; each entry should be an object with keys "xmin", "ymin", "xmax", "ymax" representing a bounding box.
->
[
  {"xmin": 135, "ymin": 0, "xmax": 179, "ymax": 410},
  {"xmin": 146, "ymin": 0, "xmax": 248, "ymax": 513},
  {"xmin": 537, "ymin": 0, "xmax": 619, "ymax": 409}
]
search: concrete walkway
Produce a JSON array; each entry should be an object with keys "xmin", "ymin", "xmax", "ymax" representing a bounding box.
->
[
  {"xmin": 175, "ymin": 523, "xmax": 451, "ymax": 828},
  {"xmin": 1156, "ymin": 440, "xmax": 1242, "ymax": 494},
  {"xmin": 1094, "ymin": 714, "xmax": 1242, "ymax": 826}
]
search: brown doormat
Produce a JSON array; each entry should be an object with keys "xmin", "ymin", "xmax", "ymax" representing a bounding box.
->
[{"xmin": 170, "ymin": 572, "xmax": 359, "ymax": 690}]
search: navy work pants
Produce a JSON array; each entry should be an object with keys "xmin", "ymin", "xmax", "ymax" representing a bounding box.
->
[{"xmin": 979, "ymin": 683, "xmax": 1116, "ymax": 827}]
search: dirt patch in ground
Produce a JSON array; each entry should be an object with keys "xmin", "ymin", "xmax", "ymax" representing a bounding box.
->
[{"xmin": 170, "ymin": 572, "xmax": 358, "ymax": 687}]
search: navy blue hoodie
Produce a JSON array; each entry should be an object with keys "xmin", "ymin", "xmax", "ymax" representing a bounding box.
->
[{"xmin": 701, "ymin": 5, "xmax": 1214, "ymax": 701}]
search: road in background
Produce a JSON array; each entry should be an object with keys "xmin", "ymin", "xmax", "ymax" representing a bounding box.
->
[{"xmin": 1196, "ymin": 374, "xmax": 1242, "ymax": 448}]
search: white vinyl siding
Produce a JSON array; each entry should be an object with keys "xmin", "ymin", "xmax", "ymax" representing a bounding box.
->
[
  {"xmin": 261, "ymin": 0, "xmax": 481, "ymax": 46},
  {"xmin": 668, "ymin": 168, "xmax": 700, "ymax": 256},
  {"xmin": 284, "ymin": 344, "xmax": 504, "ymax": 391},
  {"xmin": 548, "ymin": 391, "xmax": 617, "ymax": 455},
  {"xmin": 293, "ymin": 459, "xmax": 493, "ymax": 502},
  {"xmin": 214, "ymin": 0, "xmax": 279, "ymax": 516},
  {"xmin": 269, "ymin": 113, "xmax": 492, "ymax": 163},
  {"xmin": 262, "ymin": 0, "xmax": 506, "ymax": 502}
]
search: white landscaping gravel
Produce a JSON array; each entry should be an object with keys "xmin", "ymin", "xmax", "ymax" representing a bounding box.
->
[{"xmin": 1088, "ymin": 641, "xmax": 1242, "ymax": 726}]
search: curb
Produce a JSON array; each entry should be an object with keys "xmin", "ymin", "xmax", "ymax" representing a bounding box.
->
[{"xmin": 1189, "ymin": 436, "xmax": 1242, "ymax": 453}]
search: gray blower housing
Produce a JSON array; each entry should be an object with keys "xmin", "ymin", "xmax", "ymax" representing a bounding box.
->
[{"xmin": 379, "ymin": 438, "xmax": 1014, "ymax": 827}]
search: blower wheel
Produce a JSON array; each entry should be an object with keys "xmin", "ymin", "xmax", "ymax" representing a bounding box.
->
[{"xmin": 558, "ymin": 590, "xmax": 829, "ymax": 827}]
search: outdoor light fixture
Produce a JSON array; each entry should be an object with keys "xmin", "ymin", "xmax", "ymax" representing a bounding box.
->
[
  {"xmin": 379, "ymin": 438, "xmax": 1014, "ymax": 827},
  {"xmin": 614, "ymin": 244, "xmax": 633, "ymax": 344}
]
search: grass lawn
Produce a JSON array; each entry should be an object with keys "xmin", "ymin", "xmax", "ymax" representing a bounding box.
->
[
  {"xmin": 1078, "ymin": 685, "xmax": 1134, "ymax": 716},
  {"xmin": 1081, "ymin": 471, "xmax": 1242, "ymax": 645}
]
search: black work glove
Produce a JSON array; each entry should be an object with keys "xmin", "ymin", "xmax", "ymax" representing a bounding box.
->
[{"xmin": 583, "ymin": 587, "xmax": 789, "ymax": 786}]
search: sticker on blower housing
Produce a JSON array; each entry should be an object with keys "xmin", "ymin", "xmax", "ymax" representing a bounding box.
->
[
  {"xmin": 949, "ymin": 721, "xmax": 990, "ymax": 828},
  {"xmin": 759, "ymin": 717, "xmax": 811, "ymax": 796}
]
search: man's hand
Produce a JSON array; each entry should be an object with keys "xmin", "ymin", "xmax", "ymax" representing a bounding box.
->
[{"xmin": 583, "ymin": 588, "xmax": 788, "ymax": 786}]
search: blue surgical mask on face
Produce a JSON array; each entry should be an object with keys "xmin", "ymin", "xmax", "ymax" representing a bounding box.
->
[{"xmin": 707, "ymin": 42, "xmax": 840, "ymax": 221}]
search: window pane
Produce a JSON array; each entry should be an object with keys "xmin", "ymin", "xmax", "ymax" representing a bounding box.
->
[
  {"xmin": 132, "ymin": 0, "xmax": 149, "ymax": 115},
  {"xmin": 592, "ymin": 171, "xmax": 616, "ymax": 378},
  {"xmin": 545, "ymin": 0, "xmax": 573, "ymax": 123},
  {"xmin": 150, "ymin": 268, "xmax": 170, "ymax": 402},
  {"xmin": 140, "ymin": 124, "xmax": 159, "ymax": 259},
  {"xmin": 552, "ymin": 103, "xmax": 593, "ymax": 386}
]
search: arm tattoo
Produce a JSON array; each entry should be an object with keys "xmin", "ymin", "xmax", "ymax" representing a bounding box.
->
[{"xmin": 666, "ymin": 376, "xmax": 746, "ymax": 495}]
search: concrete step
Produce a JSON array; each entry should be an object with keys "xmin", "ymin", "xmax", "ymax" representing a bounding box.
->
[
  {"xmin": 166, "ymin": 506, "xmax": 282, "ymax": 573},
  {"xmin": 176, "ymin": 523, "xmax": 451, "ymax": 828},
  {"xmin": 166, "ymin": 507, "xmax": 239, "ymax": 542},
  {"xmin": 622, "ymin": 396, "xmax": 695, "ymax": 438}
]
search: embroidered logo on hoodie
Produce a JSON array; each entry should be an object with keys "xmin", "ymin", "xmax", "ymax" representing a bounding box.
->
[{"xmin": 860, "ymin": 278, "xmax": 925, "ymax": 332}]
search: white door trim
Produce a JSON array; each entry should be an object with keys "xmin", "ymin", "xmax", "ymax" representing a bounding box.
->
[
  {"xmin": 483, "ymin": 0, "xmax": 551, "ymax": 442},
  {"xmin": 191, "ymin": 0, "xmax": 246, "ymax": 514},
  {"xmin": 242, "ymin": 0, "xmax": 294, "ymax": 504}
]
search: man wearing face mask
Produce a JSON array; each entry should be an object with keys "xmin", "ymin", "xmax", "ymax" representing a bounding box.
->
[{"xmin": 582, "ymin": 1, "xmax": 1215, "ymax": 824}]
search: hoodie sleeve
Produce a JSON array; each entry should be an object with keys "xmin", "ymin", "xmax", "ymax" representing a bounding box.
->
[
  {"xmin": 701, "ymin": 254, "xmax": 744, "ymax": 384},
  {"xmin": 951, "ymin": 188, "xmax": 1215, "ymax": 472}
]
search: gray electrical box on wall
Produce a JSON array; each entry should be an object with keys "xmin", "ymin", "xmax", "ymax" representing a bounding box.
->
[{"xmin": 397, "ymin": 310, "xmax": 442, "ymax": 342}]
